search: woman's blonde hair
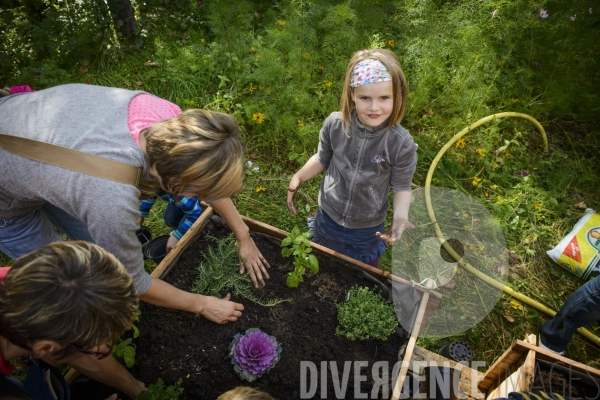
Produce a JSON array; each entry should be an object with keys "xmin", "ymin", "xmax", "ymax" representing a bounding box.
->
[
  {"xmin": 144, "ymin": 109, "xmax": 245, "ymax": 200},
  {"xmin": 340, "ymin": 49, "xmax": 408, "ymax": 130},
  {"xmin": 0, "ymin": 241, "xmax": 138, "ymax": 359}
]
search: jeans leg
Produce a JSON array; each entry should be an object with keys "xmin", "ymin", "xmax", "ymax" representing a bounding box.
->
[
  {"xmin": 366, "ymin": 257, "xmax": 381, "ymax": 268},
  {"xmin": 162, "ymin": 203, "xmax": 185, "ymax": 230},
  {"xmin": 540, "ymin": 275, "xmax": 600, "ymax": 352},
  {"xmin": 41, "ymin": 203, "xmax": 93, "ymax": 242},
  {"xmin": 0, "ymin": 208, "xmax": 62, "ymax": 259}
]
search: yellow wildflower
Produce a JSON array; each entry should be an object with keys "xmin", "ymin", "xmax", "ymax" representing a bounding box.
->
[
  {"xmin": 503, "ymin": 150, "xmax": 510, "ymax": 157},
  {"xmin": 387, "ymin": 39, "xmax": 395, "ymax": 48},
  {"xmin": 510, "ymin": 300, "xmax": 523, "ymax": 310},
  {"xmin": 456, "ymin": 138, "xmax": 466, "ymax": 148},
  {"xmin": 484, "ymin": 191, "xmax": 489, "ymax": 197},
  {"xmin": 490, "ymin": 184, "xmax": 498, "ymax": 190},
  {"xmin": 472, "ymin": 177, "xmax": 482, "ymax": 186},
  {"xmin": 476, "ymin": 148, "xmax": 486, "ymax": 157},
  {"xmin": 255, "ymin": 186, "xmax": 267, "ymax": 193},
  {"xmin": 247, "ymin": 84, "xmax": 255, "ymax": 94},
  {"xmin": 278, "ymin": 20, "xmax": 286, "ymax": 25},
  {"xmin": 250, "ymin": 46, "xmax": 256, "ymax": 53},
  {"xmin": 325, "ymin": 81, "xmax": 332, "ymax": 87},
  {"xmin": 534, "ymin": 201, "xmax": 543, "ymax": 211},
  {"xmin": 297, "ymin": 120, "xmax": 304, "ymax": 127},
  {"xmin": 319, "ymin": 65, "xmax": 325, "ymax": 70},
  {"xmin": 252, "ymin": 113, "xmax": 265, "ymax": 124},
  {"xmin": 496, "ymin": 195, "xmax": 504, "ymax": 202}
]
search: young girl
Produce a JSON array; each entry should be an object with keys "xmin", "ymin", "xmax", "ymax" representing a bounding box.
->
[{"xmin": 287, "ymin": 49, "xmax": 417, "ymax": 267}]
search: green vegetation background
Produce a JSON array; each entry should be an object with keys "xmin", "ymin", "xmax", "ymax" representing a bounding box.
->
[{"xmin": 1, "ymin": 0, "xmax": 600, "ymax": 370}]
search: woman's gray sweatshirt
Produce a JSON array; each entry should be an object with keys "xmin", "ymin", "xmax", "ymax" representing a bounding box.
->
[{"xmin": 0, "ymin": 84, "xmax": 153, "ymax": 294}]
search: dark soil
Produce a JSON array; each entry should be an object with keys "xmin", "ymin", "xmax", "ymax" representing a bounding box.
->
[
  {"xmin": 531, "ymin": 360, "xmax": 600, "ymax": 399},
  {"xmin": 130, "ymin": 219, "xmax": 405, "ymax": 400}
]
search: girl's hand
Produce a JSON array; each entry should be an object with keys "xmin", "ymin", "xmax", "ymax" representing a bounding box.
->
[
  {"xmin": 137, "ymin": 217, "xmax": 145, "ymax": 226},
  {"xmin": 166, "ymin": 234, "xmax": 179, "ymax": 253},
  {"xmin": 287, "ymin": 175, "xmax": 301, "ymax": 215},
  {"xmin": 376, "ymin": 217, "xmax": 415, "ymax": 243}
]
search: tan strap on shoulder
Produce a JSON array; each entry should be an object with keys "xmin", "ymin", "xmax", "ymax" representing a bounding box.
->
[{"xmin": 0, "ymin": 133, "xmax": 142, "ymax": 188}]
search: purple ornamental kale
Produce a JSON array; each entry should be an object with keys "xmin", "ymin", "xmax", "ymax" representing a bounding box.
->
[{"xmin": 229, "ymin": 328, "xmax": 282, "ymax": 382}]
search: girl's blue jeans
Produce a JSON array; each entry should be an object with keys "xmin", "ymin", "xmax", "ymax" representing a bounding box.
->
[
  {"xmin": 539, "ymin": 274, "xmax": 600, "ymax": 352},
  {"xmin": 0, "ymin": 203, "xmax": 93, "ymax": 259}
]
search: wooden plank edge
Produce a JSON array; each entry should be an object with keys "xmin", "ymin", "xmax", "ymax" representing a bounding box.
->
[
  {"xmin": 479, "ymin": 339, "xmax": 528, "ymax": 391},
  {"xmin": 479, "ymin": 339, "xmax": 600, "ymax": 392},
  {"xmin": 150, "ymin": 207, "xmax": 214, "ymax": 279},
  {"xmin": 512, "ymin": 340, "xmax": 600, "ymax": 378},
  {"xmin": 241, "ymin": 216, "xmax": 442, "ymax": 300}
]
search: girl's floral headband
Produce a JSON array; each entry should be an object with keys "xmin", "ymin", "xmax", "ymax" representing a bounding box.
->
[{"xmin": 350, "ymin": 59, "xmax": 392, "ymax": 87}]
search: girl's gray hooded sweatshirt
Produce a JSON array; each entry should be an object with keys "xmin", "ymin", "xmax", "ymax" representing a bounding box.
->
[{"xmin": 315, "ymin": 111, "xmax": 418, "ymax": 229}]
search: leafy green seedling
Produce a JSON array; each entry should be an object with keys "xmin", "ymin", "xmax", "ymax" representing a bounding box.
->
[
  {"xmin": 335, "ymin": 285, "xmax": 398, "ymax": 341},
  {"xmin": 280, "ymin": 226, "xmax": 319, "ymax": 288},
  {"xmin": 112, "ymin": 310, "xmax": 141, "ymax": 368},
  {"xmin": 136, "ymin": 378, "xmax": 183, "ymax": 400}
]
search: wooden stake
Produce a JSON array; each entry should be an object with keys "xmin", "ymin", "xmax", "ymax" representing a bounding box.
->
[{"xmin": 391, "ymin": 282, "xmax": 433, "ymax": 400}]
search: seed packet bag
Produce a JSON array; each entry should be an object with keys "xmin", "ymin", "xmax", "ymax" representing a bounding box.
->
[{"xmin": 547, "ymin": 208, "xmax": 600, "ymax": 280}]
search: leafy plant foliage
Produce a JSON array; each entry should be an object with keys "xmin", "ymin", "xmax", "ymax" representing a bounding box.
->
[
  {"xmin": 229, "ymin": 328, "xmax": 282, "ymax": 382},
  {"xmin": 136, "ymin": 378, "xmax": 183, "ymax": 400},
  {"xmin": 335, "ymin": 285, "xmax": 398, "ymax": 341},
  {"xmin": 112, "ymin": 309, "xmax": 141, "ymax": 368},
  {"xmin": 191, "ymin": 233, "xmax": 291, "ymax": 306},
  {"xmin": 280, "ymin": 225, "xmax": 319, "ymax": 287}
]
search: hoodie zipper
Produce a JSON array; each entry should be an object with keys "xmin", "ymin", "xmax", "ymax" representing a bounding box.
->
[{"xmin": 342, "ymin": 127, "xmax": 369, "ymax": 227}]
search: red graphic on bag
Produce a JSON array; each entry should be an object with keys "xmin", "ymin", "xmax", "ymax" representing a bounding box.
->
[{"xmin": 561, "ymin": 236, "xmax": 582, "ymax": 263}]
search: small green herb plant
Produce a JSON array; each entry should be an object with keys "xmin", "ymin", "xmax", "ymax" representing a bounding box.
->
[
  {"xmin": 192, "ymin": 234, "xmax": 291, "ymax": 306},
  {"xmin": 335, "ymin": 285, "xmax": 398, "ymax": 341},
  {"xmin": 136, "ymin": 378, "xmax": 183, "ymax": 400},
  {"xmin": 112, "ymin": 310, "xmax": 141, "ymax": 368},
  {"xmin": 280, "ymin": 226, "xmax": 319, "ymax": 288}
]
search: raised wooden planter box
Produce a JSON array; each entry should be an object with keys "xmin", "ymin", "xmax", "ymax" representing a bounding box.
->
[
  {"xmin": 67, "ymin": 206, "xmax": 458, "ymax": 399},
  {"xmin": 479, "ymin": 334, "xmax": 600, "ymax": 399}
]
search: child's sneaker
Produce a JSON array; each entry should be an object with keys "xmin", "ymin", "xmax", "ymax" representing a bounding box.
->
[{"xmin": 538, "ymin": 336, "xmax": 565, "ymax": 356}]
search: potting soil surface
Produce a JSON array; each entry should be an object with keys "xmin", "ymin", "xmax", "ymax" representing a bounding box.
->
[
  {"xmin": 130, "ymin": 220, "xmax": 405, "ymax": 400},
  {"xmin": 531, "ymin": 361, "xmax": 600, "ymax": 399}
]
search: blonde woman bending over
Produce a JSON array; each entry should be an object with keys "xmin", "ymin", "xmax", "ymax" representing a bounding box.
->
[{"xmin": 0, "ymin": 84, "xmax": 271, "ymax": 324}]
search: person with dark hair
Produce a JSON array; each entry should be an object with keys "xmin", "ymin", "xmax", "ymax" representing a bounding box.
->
[{"xmin": 0, "ymin": 241, "xmax": 145, "ymax": 398}]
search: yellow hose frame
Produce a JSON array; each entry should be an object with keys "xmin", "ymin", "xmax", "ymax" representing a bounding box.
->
[{"xmin": 425, "ymin": 112, "xmax": 600, "ymax": 346}]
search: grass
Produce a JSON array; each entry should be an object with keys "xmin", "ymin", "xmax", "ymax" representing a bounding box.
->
[{"xmin": 1, "ymin": 0, "xmax": 599, "ymax": 375}]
